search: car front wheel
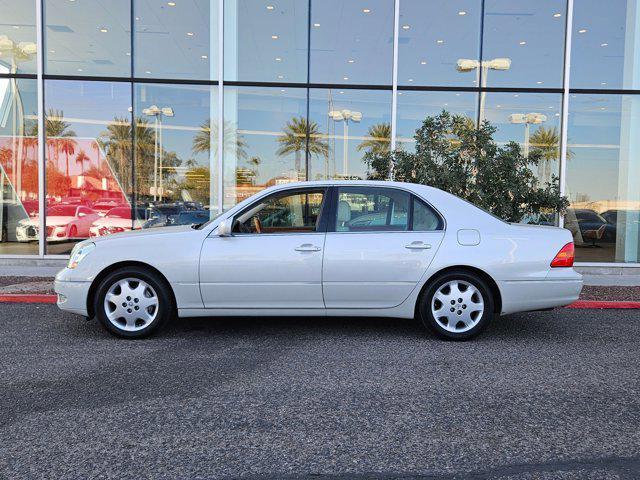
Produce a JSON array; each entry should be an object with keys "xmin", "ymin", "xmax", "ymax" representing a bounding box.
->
[
  {"xmin": 94, "ymin": 266, "xmax": 173, "ymax": 338},
  {"xmin": 418, "ymin": 270, "xmax": 494, "ymax": 340}
]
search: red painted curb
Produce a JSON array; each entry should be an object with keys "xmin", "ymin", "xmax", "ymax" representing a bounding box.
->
[
  {"xmin": 0, "ymin": 294, "xmax": 57, "ymax": 304},
  {"xmin": 567, "ymin": 300, "xmax": 640, "ymax": 309}
]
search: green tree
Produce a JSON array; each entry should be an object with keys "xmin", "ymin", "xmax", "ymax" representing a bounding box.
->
[
  {"xmin": 357, "ymin": 123, "xmax": 391, "ymax": 156},
  {"xmin": 44, "ymin": 109, "xmax": 76, "ymax": 171},
  {"xmin": 276, "ymin": 116, "xmax": 329, "ymax": 176},
  {"xmin": 365, "ymin": 111, "xmax": 568, "ymax": 223}
]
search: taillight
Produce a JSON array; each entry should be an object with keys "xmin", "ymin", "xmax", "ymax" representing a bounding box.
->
[{"xmin": 551, "ymin": 242, "xmax": 575, "ymax": 267}]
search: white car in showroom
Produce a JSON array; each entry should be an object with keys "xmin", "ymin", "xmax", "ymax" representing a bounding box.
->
[{"xmin": 55, "ymin": 181, "xmax": 582, "ymax": 340}]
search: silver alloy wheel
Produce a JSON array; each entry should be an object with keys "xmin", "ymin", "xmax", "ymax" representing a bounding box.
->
[
  {"xmin": 431, "ymin": 280, "xmax": 485, "ymax": 333},
  {"xmin": 103, "ymin": 277, "xmax": 159, "ymax": 332}
]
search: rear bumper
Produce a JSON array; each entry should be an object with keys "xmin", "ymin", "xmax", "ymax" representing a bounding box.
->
[
  {"xmin": 54, "ymin": 277, "xmax": 90, "ymax": 317},
  {"xmin": 499, "ymin": 269, "xmax": 583, "ymax": 315}
]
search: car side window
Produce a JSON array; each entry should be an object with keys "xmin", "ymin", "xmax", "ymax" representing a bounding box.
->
[
  {"xmin": 412, "ymin": 197, "xmax": 443, "ymax": 231},
  {"xmin": 233, "ymin": 189, "xmax": 325, "ymax": 234},
  {"xmin": 336, "ymin": 187, "xmax": 409, "ymax": 232}
]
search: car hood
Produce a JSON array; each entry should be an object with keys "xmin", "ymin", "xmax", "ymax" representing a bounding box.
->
[
  {"xmin": 19, "ymin": 216, "xmax": 74, "ymax": 227},
  {"xmin": 91, "ymin": 224, "xmax": 195, "ymax": 243}
]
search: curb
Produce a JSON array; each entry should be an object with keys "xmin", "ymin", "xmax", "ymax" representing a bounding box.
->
[
  {"xmin": 566, "ymin": 300, "xmax": 640, "ymax": 309},
  {"xmin": 0, "ymin": 294, "xmax": 57, "ymax": 304},
  {"xmin": 0, "ymin": 295, "xmax": 638, "ymax": 309}
]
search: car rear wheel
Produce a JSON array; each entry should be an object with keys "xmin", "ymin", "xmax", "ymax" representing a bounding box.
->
[
  {"xmin": 418, "ymin": 270, "xmax": 494, "ymax": 340},
  {"xmin": 94, "ymin": 266, "xmax": 174, "ymax": 338}
]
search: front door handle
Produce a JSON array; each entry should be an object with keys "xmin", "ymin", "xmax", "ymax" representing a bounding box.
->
[
  {"xmin": 405, "ymin": 241, "xmax": 431, "ymax": 250},
  {"xmin": 295, "ymin": 243, "xmax": 321, "ymax": 252}
]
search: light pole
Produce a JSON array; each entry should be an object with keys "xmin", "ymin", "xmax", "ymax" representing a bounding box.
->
[
  {"xmin": 457, "ymin": 58, "xmax": 511, "ymax": 120},
  {"xmin": 142, "ymin": 105, "xmax": 174, "ymax": 201},
  {"xmin": 508, "ymin": 112, "xmax": 547, "ymax": 158},
  {"xmin": 0, "ymin": 35, "xmax": 37, "ymax": 201},
  {"xmin": 328, "ymin": 109, "xmax": 362, "ymax": 177}
]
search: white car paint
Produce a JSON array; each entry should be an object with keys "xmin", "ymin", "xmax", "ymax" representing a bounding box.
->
[
  {"xmin": 17, "ymin": 205, "xmax": 100, "ymax": 242},
  {"xmin": 55, "ymin": 181, "xmax": 582, "ymax": 323}
]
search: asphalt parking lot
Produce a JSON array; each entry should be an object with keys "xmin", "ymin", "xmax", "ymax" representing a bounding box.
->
[{"xmin": 0, "ymin": 304, "xmax": 639, "ymax": 479}]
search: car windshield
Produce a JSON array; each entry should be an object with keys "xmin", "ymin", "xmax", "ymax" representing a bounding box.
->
[
  {"xmin": 195, "ymin": 212, "xmax": 223, "ymax": 229},
  {"xmin": 105, "ymin": 207, "xmax": 130, "ymax": 218},
  {"xmin": 47, "ymin": 205, "xmax": 77, "ymax": 216}
]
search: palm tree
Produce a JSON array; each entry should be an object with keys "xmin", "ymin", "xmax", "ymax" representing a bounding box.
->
[
  {"xmin": 276, "ymin": 116, "xmax": 329, "ymax": 176},
  {"xmin": 530, "ymin": 126, "xmax": 572, "ymax": 183},
  {"xmin": 357, "ymin": 123, "xmax": 391, "ymax": 155},
  {"xmin": 44, "ymin": 109, "xmax": 76, "ymax": 170},
  {"xmin": 58, "ymin": 137, "xmax": 77, "ymax": 178},
  {"xmin": 75, "ymin": 150, "xmax": 90, "ymax": 175},
  {"xmin": 99, "ymin": 116, "xmax": 132, "ymax": 191},
  {"xmin": 192, "ymin": 119, "xmax": 247, "ymax": 161}
]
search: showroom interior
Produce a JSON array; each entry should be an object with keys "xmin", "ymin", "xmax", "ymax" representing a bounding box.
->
[{"xmin": 0, "ymin": 0, "xmax": 639, "ymax": 268}]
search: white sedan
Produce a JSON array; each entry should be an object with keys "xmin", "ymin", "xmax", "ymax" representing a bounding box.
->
[{"xmin": 55, "ymin": 181, "xmax": 582, "ymax": 340}]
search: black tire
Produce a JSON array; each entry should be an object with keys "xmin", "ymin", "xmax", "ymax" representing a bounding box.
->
[
  {"xmin": 94, "ymin": 266, "xmax": 174, "ymax": 339},
  {"xmin": 418, "ymin": 270, "xmax": 495, "ymax": 341}
]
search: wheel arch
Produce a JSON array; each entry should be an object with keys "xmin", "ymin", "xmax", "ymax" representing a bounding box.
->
[
  {"xmin": 86, "ymin": 260, "xmax": 177, "ymax": 318},
  {"xmin": 415, "ymin": 265, "xmax": 502, "ymax": 316}
]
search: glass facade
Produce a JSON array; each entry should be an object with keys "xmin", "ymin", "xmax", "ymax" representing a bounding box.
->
[{"xmin": 2, "ymin": 0, "xmax": 640, "ymax": 265}]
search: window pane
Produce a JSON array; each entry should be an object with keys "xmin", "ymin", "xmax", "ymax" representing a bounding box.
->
[
  {"xmin": 135, "ymin": 0, "xmax": 218, "ymax": 80},
  {"xmin": 45, "ymin": 0, "xmax": 131, "ymax": 76},
  {"xmin": 0, "ymin": 79, "xmax": 38, "ymax": 254},
  {"xmin": 0, "ymin": 1, "xmax": 37, "ymax": 74},
  {"xmin": 481, "ymin": 92, "xmax": 562, "ymax": 189},
  {"xmin": 234, "ymin": 189, "xmax": 325, "ymax": 234},
  {"xmin": 337, "ymin": 187, "xmax": 409, "ymax": 232},
  {"xmin": 398, "ymin": 0, "xmax": 480, "ymax": 87},
  {"xmin": 223, "ymin": 86, "xmax": 307, "ymax": 209},
  {"xmin": 413, "ymin": 198, "xmax": 442, "ymax": 231},
  {"xmin": 135, "ymin": 83, "xmax": 217, "ymax": 227},
  {"xmin": 396, "ymin": 91, "xmax": 478, "ymax": 153},
  {"xmin": 571, "ymin": 0, "xmax": 640, "ymax": 89},
  {"xmin": 310, "ymin": 0, "xmax": 394, "ymax": 85},
  {"xmin": 45, "ymin": 80, "xmax": 131, "ymax": 254},
  {"xmin": 482, "ymin": 0, "xmax": 566, "ymax": 88},
  {"xmin": 224, "ymin": 0, "xmax": 308, "ymax": 83},
  {"xmin": 565, "ymin": 94, "xmax": 640, "ymax": 263},
  {"xmin": 308, "ymin": 88, "xmax": 392, "ymax": 181}
]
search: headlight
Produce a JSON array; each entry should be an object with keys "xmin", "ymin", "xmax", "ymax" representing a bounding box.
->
[{"xmin": 67, "ymin": 242, "xmax": 95, "ymax": 269}]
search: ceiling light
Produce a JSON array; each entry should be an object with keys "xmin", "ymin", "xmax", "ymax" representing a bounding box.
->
[
  {"xmin": 313, "ymin": 23, "xmax": 320, "ymax": 27},
  {"xmin": 402, "ymin": 25, "xmax": 410, "ymax": 30},
  {"xmin": 99, "ymin": 27, "xmax": 108, "ymax": 33},
  {"xmin": 271, "ymin": 34, "xmax": 279, "ymax": 39},
  {"xmin": 420, "ymin": 60, "xmax": 426, "ymax": 65},
  {"xmin": 555, "ymin": 113, "xmax": 560, "ymax": 116},
  {"xmin": 408, "ymin": 78, "xmax": 413, "ymax": 82},
  {"xmin": 519, "ymin": 41, "xmax": 526, "ymax": 45},
  {"xmin": 553, "ymin": 13, "xmax": 562, "ymax": 17},
  {"xmin": 277, "ymin": 75, "xmax": 284, "ymax": 79},
  {"xmin": 362, "ymin": 8, "xmax": 371, "ymax": 13},
  {"xmin": 49, "ymin": 50, "xmax": 55, "ymax": 53},
  {"xmin": 436, "ymin": 39, "xmax": 444, "ymax": 44},
  {"xmin": 455, "ymin": 93, "xmax": 461, "ymax": 96},
  {"xmin": 12, "ymin": 25, "xmax": 19, "ymax": 29},
  {"xmin": 600, "ymin": 107, "xmax": 606, "ymax": 110},
  {"xmin": 339, "ymin": 91, "xmax": 345, "ymax": 94},
  {"xmin": 514, "ymin": 94, "xmax": 519, "ymax": 97},
  {"xmin": 187, "ymin": 32, "xmax": 194, "ymax": 36},
  {"xmin": 125, "ymin": 52, "xmax": 131, "ymax": 56},
  {"xmin": 275, "ymin": 57, "xmax": 282, "ymax": 61},
  {"xmin": 398, "ymin": 92, "xmax": 402, "ymax": 95},
  {"xmin": 343, "ymin": 76, "xmax": 349, "ymax": 80},
  {"xmin": 167, "ymin": 1, "xmax": 176, "ymax": 5},
  {"xmin": 458, "ymin": 11, "xmax": 466, "ymax": 15},
  {"xmin": 146, "ymin": 70, "xmax": 151, "ymax": 74},
  {"xmin": 281, "ymin": 89, "xmax": 286, "ymax": 92},
  {"xmin": 496, "ymin": 104, "xmax": 501, "ymax": 108},
  {"xmin": 348, "ymin": 59, "xmax": 355, "ymax": 63},
  {"xmin": 536, "ymin": 81, "xmax": 543, "ymax": 84},
  {"xmin": 601, "ymin": 82, "xmax": 607, "ymax": 85},
  {"xmin": 600, "ymin": 43, "xmax": 608, "ymax": 47},
  {"xmin": 77, "ymin": 68, "xmax": 83, "ymax": 72},
  {"xmin": 135, "ymin": 16, "xmax": 140, "ymax": 20},
  {"xmin": 266, "ymin": 4, "xmax": 275, "ymax": 10},
  {"xmin": 201, "ymin": 55, "xmax": 207, "ymax": 59},
  {"xmin": 578, "ymin": 29, "xmax": 587, "ymax": 33}
]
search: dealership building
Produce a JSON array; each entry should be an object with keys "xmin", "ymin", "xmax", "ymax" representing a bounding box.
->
[{"xmin": 0, "ymin": 0, "xmax": 639, "ymax": 272}]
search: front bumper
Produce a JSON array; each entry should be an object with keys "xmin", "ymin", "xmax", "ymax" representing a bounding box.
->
[{"xmin": 54, "ymin": 275, "xmax": 90, "ymax": 317}]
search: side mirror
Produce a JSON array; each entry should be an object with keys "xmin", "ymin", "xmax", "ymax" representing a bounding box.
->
[{"xmin": 217, "ymin": 218, "xmax": 233, "ymax": 237}]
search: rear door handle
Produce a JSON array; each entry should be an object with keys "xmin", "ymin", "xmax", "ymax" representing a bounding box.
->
[
  {"xmin": 405, "ymin": 241, "xmax": 431, "ymax": 250},
  {"xmin": 295, "ymin": 243, "xmax": 321, "ymax": 252}
]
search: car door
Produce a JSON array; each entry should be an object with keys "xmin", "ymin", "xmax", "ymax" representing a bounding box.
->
[
  {"xmin": 322, "ymin": 186, "xmax": 445, "ymax": 309},
  {"xmin": 199, "ymin": 187, "xmax": 328, "ymax": 309}
]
